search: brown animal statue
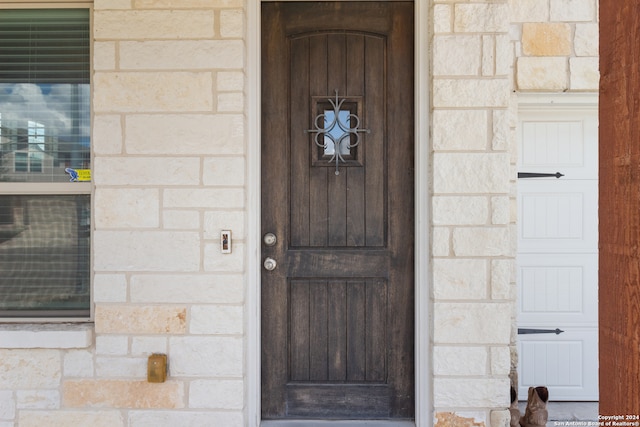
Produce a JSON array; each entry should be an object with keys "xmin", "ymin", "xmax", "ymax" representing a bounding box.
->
[{"xmin": 519, "ymin": 386, "xmax": 549, "ymax": 427}]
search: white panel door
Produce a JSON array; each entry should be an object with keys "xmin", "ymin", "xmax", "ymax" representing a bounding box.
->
[{"xmin": 517, "ymin": 99, "xmax": 598, "ymax": 401}]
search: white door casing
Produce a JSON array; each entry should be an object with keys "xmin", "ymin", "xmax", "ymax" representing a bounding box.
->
[{"xmin": 517, "ymin": 94, "xmax": 598, "ymax": 401}]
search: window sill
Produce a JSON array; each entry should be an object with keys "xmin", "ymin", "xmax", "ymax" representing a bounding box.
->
[{"xmin": 0, "ymin": 323, "xmax": 93, "ymax": 349}]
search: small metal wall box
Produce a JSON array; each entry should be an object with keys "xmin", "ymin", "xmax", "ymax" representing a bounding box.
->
[{"xmin": 147, "ymin": 353, "xmax": 167, "ymax": 383}]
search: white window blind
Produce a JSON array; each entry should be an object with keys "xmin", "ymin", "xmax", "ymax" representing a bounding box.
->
[{"xmin": 0, "ymin": 9, "xmax": 90, "ymax": 318}]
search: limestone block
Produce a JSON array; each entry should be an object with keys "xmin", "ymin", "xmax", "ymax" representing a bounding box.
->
[
  {"xmin": 190, "ymin": 305, "xmax": 244, "ymax": 334},
  {"xmin": 432, "ymin": 227, "xmax": 451, "ymax": 257},
  {"xmin": 128, "ymin": 410, "xmax": 243, "ymax": 427},
  {"xmin": 217, "ymin": 71, "xmax": 244, "ymax": 91},
  {"xmin": 130, "ymin": 274, "xmax": 244, "ymax": 303},
  {"xmin": 509, "ymin": 0, "xmax": 549, "ymax": 22},
  {"xmin": 93, "ymin": 41, "xmax": 117, "ymax": 71},
  {"xmin": 570, "ymin": 57, "xmax": 600, "ymax": 90},
  {"xmin": 204, "ymin": 211, "xmax": 245, "ymax": 239},
  {"xmin": 189, "ymin": 379, "xmax": 244, "ymax": 409},
  {"xmin": 0, "ymin": 350, "xmax": 61, "ymax": 389},
  {"xmin": 516, "ymin": 57, "xmax": 568, "ymax": 91},
  {"xmin": 433, "ymin": 346, "xmax": 487, "ymax": 375},
  {"xmin": 495, "ymin": 35, "xmax": 512, "ymax": 76},
  {"xmin": 19, "ymin": 411, "xmax": 124, "ymax": 427},
  {"xmin": 0, "ymin": 391, "xmax": 15, "ymax": 420},
  {"xmin": 119, "ymin": 40, "xmax": 243, "ymax": 70},
  {"xmin": 95, "ymin": 305, "xmax": 187, "ymax": 334},
  {"xmin": 95, "ymin": 188, "xmax": 160, "ymax": 228},
  {"xmin": 220, "ymin": 9, "xmax": 244, "ymax": 38},
  {"xmin": 434, "ymin": 302, "xmax": 511, "ymax": 344},
  {"xmin": 492, "ymin": 110, "xmax": 509, "ymax": 151},
  {"xmin": 550, "ymin": 0, "xmax": 597, "ymax": 22},
  {"xmin": 435, "ymin": 411, "xmax": 488, "ymax": 427},
  {"xmin": 491, "ymin": 196, "xmax": 510, "ymax": 225},
  {"xmin": 94, "ymin": 11, "xmax": 214, "ymax": 39},
  {"xmin": 433, "ymin": 35, "xmax": 481, "ymax": 76},
  {"xmin": 126, "ymin": 114, "xmax": 244, "ymax": 155},
  {"xmin": 93, "ymin": 274, "xmax": 128, "ymax": 303},
  {"xmin": 93, "ymin": 157, "xmax": 200, "ymax": 185},
  {"xmin": 433, "ymin": 79, "xmax": 510, "ymax": 108},
  {"xmin": 93, "ymin": 231, "xmax": 200, "ymax": 272},
  {"xmin": 93, "ymin": 115, "xmax": 122, "ymax": 155},
  {"xmin": 95, "ymin": 357, "xmax": 147, "ymax": 378},
  {"xmin": 434, "ymin": 378, "xmax": 510, "ymax": 407},
  {"xmin": 164, "ymin": 188, "xmax": 244, "ymax": 209},
  {"xmin": 574, "ymin": 23, "xmax": 599, "ymax": 56},
  {"xmin": 131, "ymin": 337, "xmax": 167, "ymax": 356},
  {"xmin": 433, "ymin": 4, "xmax": 452, "ymax": 34},
  {"xmin": 63, "ymin": 380, "xmax": 184, "ymax": 409},
  {"xmin": 491, "ymin": 409, "xmax": 511, "ymax": 427},
  {"xmin": 170, "ymin": 336, "xmax": 243, "ymax": 376},
  {"xmin": 522, "ymin": 23, "xmax": 571, "ymax": 56},
  {"xmin": 204, "ymin": 242, "xmax": 245, "ymax": 272},
  {"xmin": 434, "ymin": 259, "xmax": 488, "ymax": 300},
  {"xmin": 482, "ymin": 35, "xmax": 495, "ymax": 76},
  {"xmin": 453, "ymin": 227, "xmax": 510, "ymax": 257},
  {"xmin": 432, "ymin": 196, "xmax": 489, "ymax": 226},
  {"xmin": 16, "ymin": 390, "xmax": 59, "ymax": 410},
  {"xmin": 491, "ymin": 346, "xmax": 511, "ymax": 375},
  {"xmin": 491, "ymin": 259, "xmax": 514, "ymax": 300},
  {"xmin": 63, "ymin": 350, "xmax": 95, "ymax": 377},
  {"xmin": 218, "ymin": 92, "xmax": 244, "ymax": 112},
  {"xmin": 94, "ymin": 0, "xmax": 131, "ymax": 10},
  {"xmin": 203, "ymin": 157, "xmax": 245, "ymax": 186},
  {"xmin": 433, "ymin": 153, "xmax": 510, "ymax": 194},
  {"xmin": 432, "ymin": 110, "xmax": 488, "ymax": 151},
  {"xmin": 163, "ymin": 210, "xmax": 201, "ymax": 230},
  {"xmin": 454, "ymin": 3, "xmax": 509, "ymax": 33},
  {"xmin": 135, "ymin": 0, "xmax": 243, "ymax": 7},
  {"xmin": 93, "ymin": 72, "xmax": 213, "ymax": 113},
  {"xmin": 96, "ymin": 335, "xmax": 129, "ymax": 356}
]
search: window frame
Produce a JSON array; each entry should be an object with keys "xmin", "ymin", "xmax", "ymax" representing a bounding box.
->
[{"xmin": 0, "ymin": 1, "xmax": 93, "ymax": 323}]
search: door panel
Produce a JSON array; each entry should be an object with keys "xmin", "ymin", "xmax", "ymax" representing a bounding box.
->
[
  {"xmin": 517, "ymin": 329, "xmax": 598, "ymax": 400},
  {"xmin": 517, "ymin": 106, "xmax": 598, "ymax": 401},
  {"xmin": 518, "ymin": 181, "xmax": 598, "ymax": 253},
  {"xmin": 518, "ymin": 254, "xmax": 597, "ymax": 326},
  {"xmin": 261, "ymin": 2, "xmax": 414, "ymax": 421}
]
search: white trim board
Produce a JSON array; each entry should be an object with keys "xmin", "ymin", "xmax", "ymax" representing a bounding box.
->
[{"xmin": 246, "ymin": 2, "xmax": 431, "ymax": 425}]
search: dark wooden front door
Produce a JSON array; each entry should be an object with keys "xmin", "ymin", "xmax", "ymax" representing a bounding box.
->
[{"xmin": 261, "ymin": 2, "xmax": 414, "ymax": 420}]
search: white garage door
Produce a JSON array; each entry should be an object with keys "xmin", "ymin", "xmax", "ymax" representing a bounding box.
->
[{"xmin": 517, "ymin": 95, "xmax": 598, "ymax": 401}]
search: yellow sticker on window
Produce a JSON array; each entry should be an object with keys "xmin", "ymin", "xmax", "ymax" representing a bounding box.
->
[{"xmin": 65, "ymin": 168, "xmax": 91, "ymax": 182}]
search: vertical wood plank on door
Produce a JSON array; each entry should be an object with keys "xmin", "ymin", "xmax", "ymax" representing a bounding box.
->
[
  {"xmin": 309, "ymin": 35, "xmax": 329, "ymax": 247},
  {"xmin": 347, "ymin": 281, "xmax": 366, "ymax": 381},
  {"xmin": 327, "ymin": 34, "xmax": 348, "ymax": 247},
  {"xmin": 364, "ymin": 36, "xmax": 385, "ymax": 247},
  {"xmin": 290, "ymin": 280, "xmax": 310, "ymax": 381},
  {"xmin": 309, "ymin": 281, "xmax": 329, "ymax": 381},
  {"xmin": 290, "ymin": 37, "xmax": 311, "ymax": 247},
  {"xmin": 327, "ymin": 280, "xmax": 347, "ymax": 381},
  {"xmin": 366, "ymin": 280, "xmax": 387, "ymax": 382},
  {"xmin": 346, "ymin": 35, "xmax": 366, "ymax": 247}
]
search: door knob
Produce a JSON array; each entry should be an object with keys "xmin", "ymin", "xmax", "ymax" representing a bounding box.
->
[
  {"xmin": 263, "ymin": 257, "xmax": 277, "ymax": 271},
  {"xmin": 263, "ymin": 232, "xmax": 277, "ymax": 246}
]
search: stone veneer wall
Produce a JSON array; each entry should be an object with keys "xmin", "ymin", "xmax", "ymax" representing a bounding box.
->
[{"xmin": 0, "ymin": 1, "xmax": 598, "ymax": 426}]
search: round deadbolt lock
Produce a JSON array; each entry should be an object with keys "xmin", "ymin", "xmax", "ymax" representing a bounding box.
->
[
  {"xmin": 263, "ymin": 257, "xmax": 277, "ymax": 271},
  {"xmin": 263, "ymin": 232, "xmax": 277, "ymax": 246}
]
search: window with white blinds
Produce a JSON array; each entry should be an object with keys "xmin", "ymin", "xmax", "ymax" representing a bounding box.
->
[{"xmin": 0, "ymin": 9, "xmax": 90, "ymax": 318}]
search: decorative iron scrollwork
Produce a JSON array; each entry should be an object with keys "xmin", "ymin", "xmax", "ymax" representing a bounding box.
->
[{"xmin": 306, "ymin": 90, "xmax": 369, "ymax": 175}]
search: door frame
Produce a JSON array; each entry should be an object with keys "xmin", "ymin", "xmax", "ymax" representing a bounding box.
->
[{"xmin": 246, "ymin": 1, "xmax": 431, "ymax": 425}]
